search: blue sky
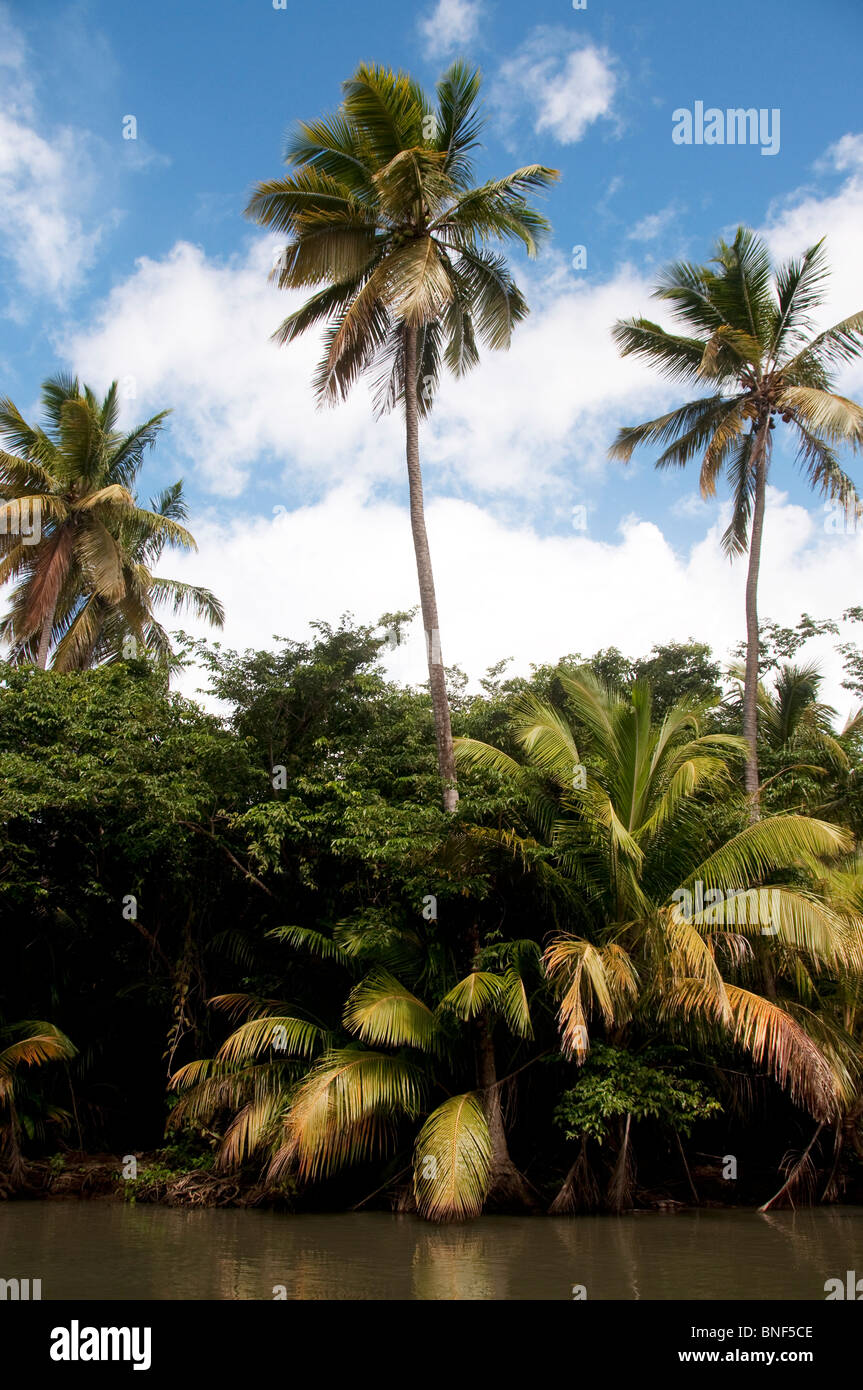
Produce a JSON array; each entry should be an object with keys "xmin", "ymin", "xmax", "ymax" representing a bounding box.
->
[{"xmin": 2, "ymin": 0, "xmax": 863, "ymax": 704}]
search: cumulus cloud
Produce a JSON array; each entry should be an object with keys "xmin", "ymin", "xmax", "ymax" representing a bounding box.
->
[
  {"xmin": 419, "ymin": 0, "xmax": 483, "ymax": 58},
  {"xmin": 61, "ymin": 234, "xmax": 669, "ymax": 505},
  {"xmin": 61, "ymin": 238, "xmax": 405, "ymax": 498},
  {"xmin": 494, "ymin": 30, "xmax": 618, "ymax": 146},
  {"xmin": 0, "ymin": 5, "xmax": 167, "ymax": 309},
  {"xmin": 0, "ymin": 11, "xmax": 109, "ymax": 308},
  {"xmin": 166, "ymin": 483, "xmax": 863, "ymax": 724},
  {"xmin": 761, "ymin": 132, "xmax": 863, "ymax": 396}
]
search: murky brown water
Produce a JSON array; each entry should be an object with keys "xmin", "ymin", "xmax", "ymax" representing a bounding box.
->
[{"xmin": 2, "ymin": 1200, "xmax": 861, "ymax": 1299}]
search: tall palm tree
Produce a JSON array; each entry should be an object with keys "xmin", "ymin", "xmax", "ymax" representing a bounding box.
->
[
  {"xmin": 456, "ymin": 671, "xmax": 863, "ymax": 1205},
  {"xmin": 0, "ymin": 1020, "xmax": 76, "ymax": 1187},
  {"xmin": 609, "ymin": 229, "xmax": 863, "ymax": 818},
  {"xmin": 244, "ymin": 62, "xmax": 558, "ymax": 811},
  {"xmin": 0, "ymin": 375, "xmax": 223, "ymax": 669}
]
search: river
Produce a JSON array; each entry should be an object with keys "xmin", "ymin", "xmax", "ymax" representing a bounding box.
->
[{"xmin": 2, "ymin": 1201, "xmax": 860, "ymax": 1299}]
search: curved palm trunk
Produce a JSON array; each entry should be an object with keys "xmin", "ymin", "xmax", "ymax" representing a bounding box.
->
[
  {"xmin": 403, "ymin": 326, "xmax": 458, "ymax": 812},
  {"xmin": 743, "ymin": 419, "xmax": 771, "ymax": 822}
]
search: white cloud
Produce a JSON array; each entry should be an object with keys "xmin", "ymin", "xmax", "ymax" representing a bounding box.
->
[
  {"xmin": 495, "ymin": 31, "xmax": 618, "ymax": 145},
  {"xmin": 419, "ymin": 0, "xmax": 483, "ymax": 58},
  {"xmin": 0, "ymin": 8, "xmax": 105, "ymax": 303},
  {"xmin": 627, "ymin": 204, "xmax": 681, "ymax": 242},
  {"xmin": 761, "ymin": 132, "xmax": 863, "ymax": 397},
  {"xmin": 61, "ymin": 238, "xmax": 405, "ymax": 498},
  {"xmin": 421, "ymin": 257, "xmax": 667, "ymax": 500},
  {"xmin": 62, "ymin": 235, "xmax": 668, "ymax": 504},
  {"xmin": 166, "ymin": 483, "xmax": 863, "ymax": 725},
  {"xmin": 595, "ymin": 174, "xmax": 623, "ymax": 216},
  {"xmin": 818, "ymin": 132, "xmax": 863, "ymax": 174},
  {"xmin": 0, "ymin": 5, "xmax": 166, "ymax": 309},
  {"xmin": 0, "ymin": 111, "xmax": 111, "ymax": 306}
]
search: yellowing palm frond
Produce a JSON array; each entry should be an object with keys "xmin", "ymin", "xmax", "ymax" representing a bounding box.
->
[
  {"xmin": 660, "ymin": 980, "xmax": 845, "ymax": 1119},
  {"xmin": 412, "ymin": 1093, "xmax": 492, "ymax": 1222},
  {"xmin": 215, "ymin": 1015, "xmax": 323, "ymax": 1064},
  {"xmin": 0, "ymin": 1022, "xmax": 76, "ymax": 1081},
  {"xmin": 280, "ymin": 1048, "xmax": 425, "ymax": 1180},
  {"xmin": 781, "ymin": 387, "xmax": 863, "ymax": 446},
  {"xmin": 438, "ymin": 971, "xmax": 504, "ymax": 1021},
  {"xmin": 544, "ymin": 938, "xmax": 636, "ymax": 1056},
  {"xmin": 343, "ymin": 970, "xmax": 439, "ymax": 1049},
  {"xmin": 219, "ymin": 1091, "xmax": 288, "ymax": 1169},
  {"xmin": 687, "ymin": 815, "xmax": 850, "ymax": 895},
  {"xmin": 500, "ymin": 967, "xmax": 534, "ymax": 1040}
]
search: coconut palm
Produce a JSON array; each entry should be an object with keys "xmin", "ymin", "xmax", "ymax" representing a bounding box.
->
[
  {"xmin": 609, "ymin": 229, "xmax": 863, "ymax": 817},
  {"xmin": 0, "ymin": 1020, "xmax": 76, "ymax": 1186},
  {"xmin": 0, "ymin": 375, "xmax": 223, "ymax": 669},
  {"xmin": 456, "ymin": 671, "xmax": 863, "ymax": 1205},
  {"xmin": 48, "ymin": 482, "xmax": 224, "ymax": 672},
  {"xmin": 244, "ymin": 61, "xmax": 558, "ymax": 811}
]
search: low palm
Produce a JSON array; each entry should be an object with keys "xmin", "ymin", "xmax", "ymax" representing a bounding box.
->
[
  {"xmin": 726, "ymin": 661, "xmax": 860, "ymax": 808},
  {"xmin": 0, "ymin": 1020, "xmax": 76, "ymax": 1186},
  {"xmin": 609, "ymin": 229, "xmax": 863, "ymax": 816},
  {"xmin": 245, "ymin": 61, "xmax": 558, "ymax": 811},
  {"xmin": 170, "ymin": 919, "xmax": 544, "ymax": 1222}
]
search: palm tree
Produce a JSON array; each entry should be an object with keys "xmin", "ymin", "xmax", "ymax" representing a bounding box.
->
[
  {"xmin": 0, "ymin": 1020, "xmax": 76, "ymax": 1187},
  {"xmin": 244, "ymin": 62, "xmax": 558, "ymax": 811},
  {"xmin": 609, "ymin": 229, "xmax": 863, "ymax": 817},
  {"xmin": 169, "ymin": 919, "xmax": 547, "ymax": 1222},
  {"xmin": 0, "ymin": 375, "xmax": 223, "ymax": 669},
  {"xmin": 456, "ymin": 671, "xmax": 863, "ymax": 1206},
  {"xmin": 49, "ymin": 482, "xmax": 224, "ymax": 672},
  {"xmin": 724, "ymin": 661, "xmax": 860, "ymax": 807}
]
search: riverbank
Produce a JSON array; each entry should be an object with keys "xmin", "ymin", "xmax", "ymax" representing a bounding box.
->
[
  {"xmin": 4, "ymin": 1152, "xmax": 293, "ymax": 1209},
  {"xmin": 7, "ymin": 1150, "xmax": 863, "ymax": 1214}
]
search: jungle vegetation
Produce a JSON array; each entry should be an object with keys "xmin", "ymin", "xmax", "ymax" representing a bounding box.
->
[
  {"xmin": 4, "ymin": 617, "xmax": 863, "ymax": 1218},
  {"xmin": 2, "ymin": 62, "xmax": 863, "ymax": 1222}
]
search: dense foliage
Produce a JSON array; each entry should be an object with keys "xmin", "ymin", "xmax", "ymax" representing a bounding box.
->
[{"xmin": 5, "ymin": 615, "xmax": 863, "ymax": 1218}]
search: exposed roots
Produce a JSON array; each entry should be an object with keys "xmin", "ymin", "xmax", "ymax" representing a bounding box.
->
[{"xmin": 549, "ymin": 1140, "xmax": 600, "ymax": 1215}]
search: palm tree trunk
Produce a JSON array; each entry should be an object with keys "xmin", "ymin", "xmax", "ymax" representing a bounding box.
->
[
  {"xmin": 743, "ymin": 419, "xmax": 771, "ymax": 822},
  {"xmin": 1, "ymin": 1098, "xmax": 26, "ymax": 1187},
  {"xmin": 403, "ymin": 326, "xmax": 458, "ymax": 813},
  {"xmin": 36, "ymin": 603, "xmax": 57, "ymax": 670},
  {"xmin": 475, "ymin": 1015, "xmax": 538, "ymax": 1211},
  {"xmin": 467, "ymin": 921, "xmax": 537, "ymax": 1211}
]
